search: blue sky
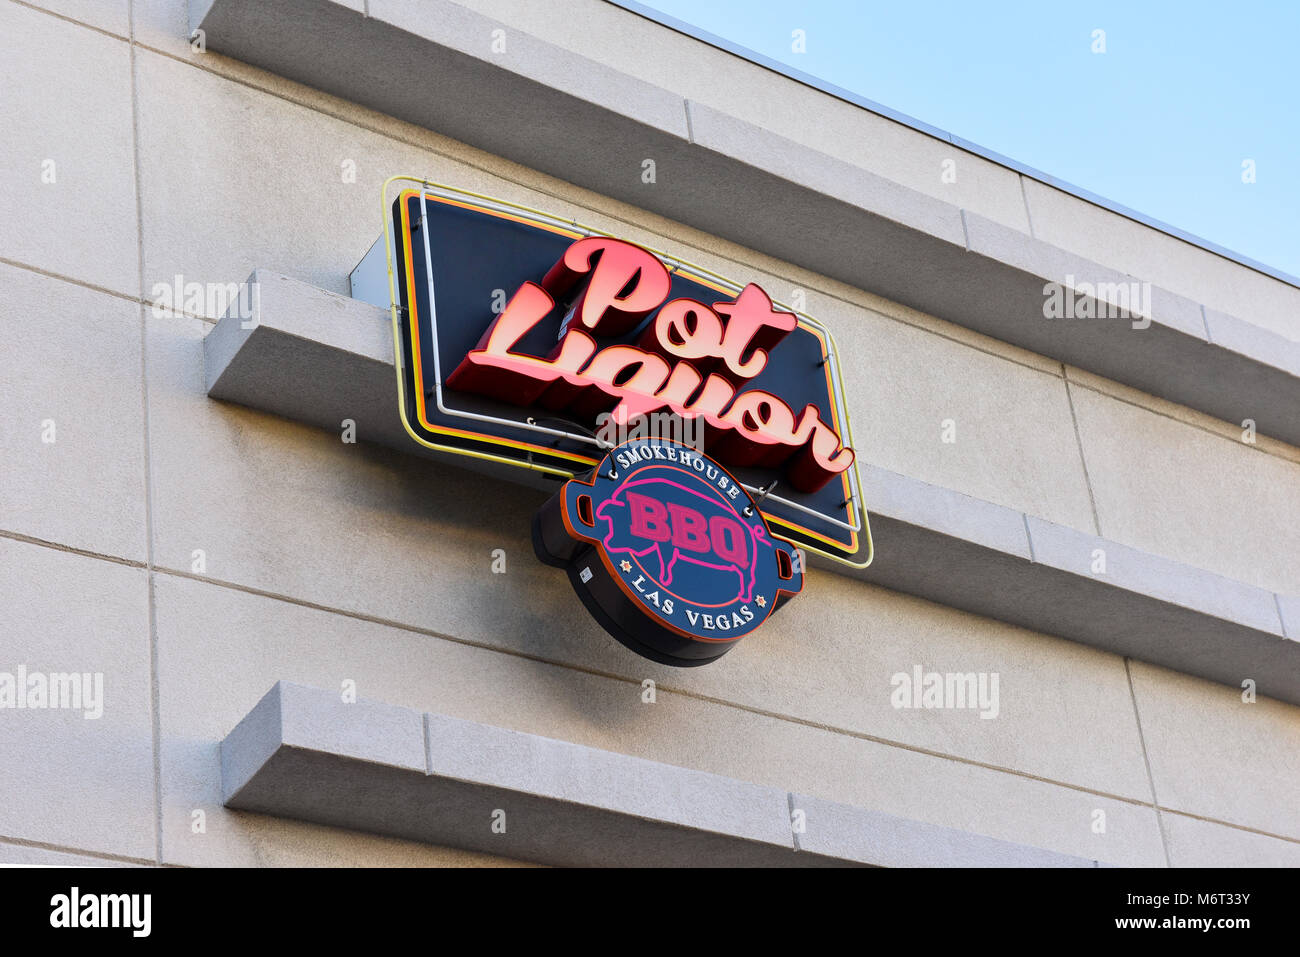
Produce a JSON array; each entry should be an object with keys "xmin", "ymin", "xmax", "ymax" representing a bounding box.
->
[{"xmin": 630, "ymin": 0, "xmax": 1300, "ymax": 280}]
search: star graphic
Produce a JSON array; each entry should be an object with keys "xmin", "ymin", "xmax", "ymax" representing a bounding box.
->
[
  {"xmin": 756, "ymin": 595, "xmax": 767, "ymax": 607},
  {"xmin": 620, "ymin": 560, "xmax": 633, "ymax": 573}
]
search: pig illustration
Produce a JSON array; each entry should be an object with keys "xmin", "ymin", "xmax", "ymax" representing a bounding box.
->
[{"xmin": 594, "ymin": 471, "xmax": 774, "ymax": 604}]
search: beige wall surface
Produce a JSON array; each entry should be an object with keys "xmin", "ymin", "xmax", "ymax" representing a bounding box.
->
[{"xmin": 0, "ymin": 0, "xmax": 1296, "ymax": 867}]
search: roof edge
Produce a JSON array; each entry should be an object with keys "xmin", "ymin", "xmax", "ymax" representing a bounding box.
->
[{"xmin": 607, "ymin": 0, "xmax": 1300, "ymax": 290}]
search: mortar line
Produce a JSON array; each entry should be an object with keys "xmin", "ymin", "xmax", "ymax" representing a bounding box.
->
[
  {"xmin": 1062, "ymin": 366, "xmax": 1104, "ymax": 536},
  {"xmin": 422, "ymin": 712, "xmax": 433, "ymax": 775},
  {"xmin": 1125, "ymin": 657, "xmax": 1173, "ymax": 867},
  {"xmin": 0, "ymin": 255, "xmax": 141, "ymax": 305},
  {"xmin": 0, "ymin": 529, "xmax": 147, "ymax": 567},
  {"xmin": 126, "ymin": 0, "xmax": 165, "ymax": 869},
  {"xmin": 0, "ymin": 833, "xmax": 157, "ymax": 866},
  {"xmin": 787, "ymin": 792, "xmax": 801, "ymax": 852},
  {"xmin": 8, "ymin": 0, "xmax": 126, "ymax": 42},
  {"xmin": 1018, "ymin": 173, "xmax": 1036, "ymax": 238},
  {"xmin": 1158, "ymin": 805, "xmax": 1300, "ymax": 842},
  {"xmin": 1063, "ymin": 370, "xmax": 1300, "ymax": 466}
]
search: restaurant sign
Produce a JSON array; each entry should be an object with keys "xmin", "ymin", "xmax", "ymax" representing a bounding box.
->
[{"xmin": 371, "ymin": 178, "xmax": 870, "ymax": 665}]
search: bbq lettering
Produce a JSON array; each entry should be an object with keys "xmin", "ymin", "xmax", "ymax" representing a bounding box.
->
[
  {"xmin": 533, "ymin": 436, "xmax": 804, "ymax": 666},
  {"xmin": 447, "ymin": 236, "xmax": 854, "ymax": 493}
]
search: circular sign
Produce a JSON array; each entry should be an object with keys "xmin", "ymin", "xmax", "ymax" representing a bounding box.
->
[{"xmin": 532, "ymin": 437, "xmax": 804, "ymax": 666}]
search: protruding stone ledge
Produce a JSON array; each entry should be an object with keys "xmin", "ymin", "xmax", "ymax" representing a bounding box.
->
[{"xmin": 220, "ymin": 682, "xmax": 1104, "ymax": 867}]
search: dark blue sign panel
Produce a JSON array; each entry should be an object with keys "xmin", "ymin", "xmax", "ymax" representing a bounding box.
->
[
  {"xmin": 533, "ymin": 437, "xmax": 803, "ymax": 666},
  {"xmin": 388, "ymin": 183, "xmax": 869, "ymax": 565}
]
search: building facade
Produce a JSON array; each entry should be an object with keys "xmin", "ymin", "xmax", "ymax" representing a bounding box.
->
[{"xmin": 1, "ymin": 0, "xmax": 1298, "ymax": 867}]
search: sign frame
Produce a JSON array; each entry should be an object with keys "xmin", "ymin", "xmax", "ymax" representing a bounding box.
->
[{"xmin": 377, "ymin": 175, "xmax": 873, "ymax": 569}]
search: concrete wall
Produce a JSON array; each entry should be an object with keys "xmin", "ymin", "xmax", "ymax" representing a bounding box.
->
[{"xmin": 0, "ymin": 0, "xmax": 1297, "ymax": 866}]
